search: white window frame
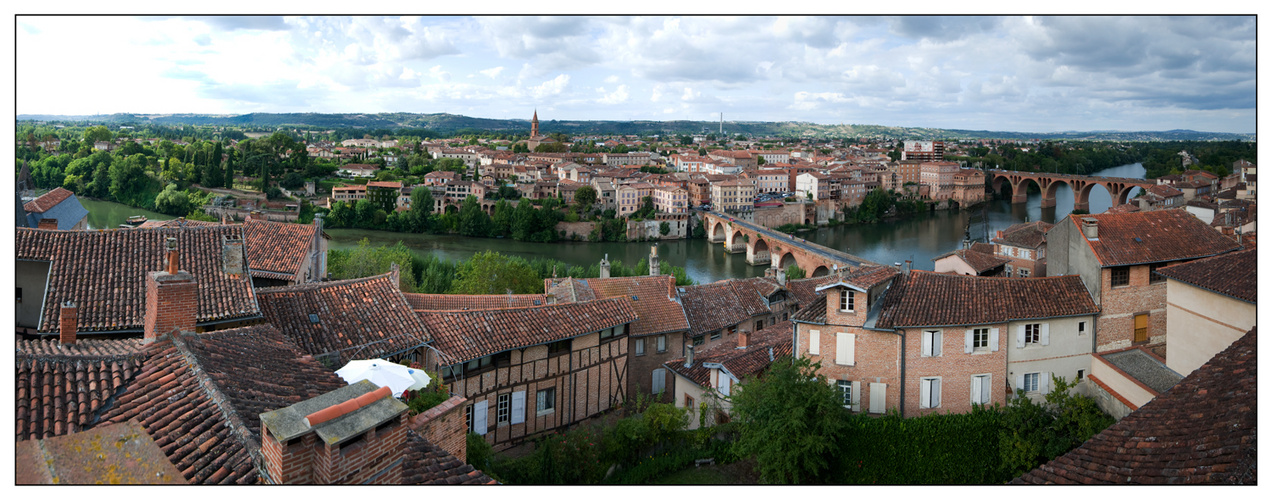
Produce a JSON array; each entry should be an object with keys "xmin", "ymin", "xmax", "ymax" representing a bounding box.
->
[
  {"xmin": 536, "ymin": 387, "xmax": 556, "ymax": 415},
  {"xmin": 1022, "ymin": 372, "xmax": 1040, "ymax": 393},
  {"xmin": 497, "ymin": 393, "xmax": 511, "ymax": 424},
  {"xmin": 635, "ymin": 337, "xmax": 645, "ymax": 356},
  {"xmin": 919, "ymin": 377, "xmax": 942, "ymax": 409},
  {"xmin": 839, "ymin": 290, "xmax": 855, "ymax": 312},
  {"xmin": 1024, "ymin": 323, "xmax": 1041, "ymax": 345},
  {"xmin": 972, "ymin": 328, "xmax": 989, "ymax": 350},
  {"xmin": 921, "ymin": 330, "xmax": 942, "ymax": 357},
  {"xmin": 837, "ymin": 380, "xmax": 852, "ymax": 408},
  {"xmin": 1018, "ymin": 268, "xmax": 1030, "ymax": 278}
]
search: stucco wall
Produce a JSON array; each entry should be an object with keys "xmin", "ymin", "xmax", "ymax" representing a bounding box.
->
[
  {"xmin": 933, "ymin": 255, "xmax": 977, "ymax": 276},
  {"xmin": 1090, "ymin": 353, "xmax": 1156, "ymax": 411},
  {"xmin": 1164, "ymin": 280, "xmax": 1256, "ymax": 376},
  {"xmin": 1006, "ymin": 314, "xmax": 1097, "ymax": 401}
]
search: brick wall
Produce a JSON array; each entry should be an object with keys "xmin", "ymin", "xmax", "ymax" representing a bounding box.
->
[
  {"xmin": 407, "ymin": 395, "xmax": 469, "ymax": 462},
  {"xmin": 312, "ymin": 414, "xmax": 406, "ymax": 484},
  {"xmin": 902, "ymin": 324, "xmax": 1008, "ymax": 417},
  {"xmin": 144, "ymin": 271, "xmax": 198, "ymax": 342},
  {"xmin": 1096, "ymin": 265, "xmax": 1168, "ymax": 352}
]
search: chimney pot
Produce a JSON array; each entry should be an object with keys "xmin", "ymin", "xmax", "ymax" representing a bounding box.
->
[
  {"xmin": 59, "ymin": 300, "xmax": 78, "ymax": 345},
  {"xmin": 684, "ymin": 344, "xmax": 695, "ymax": 367},
  {"xmin": 165, "ymin": 237, "xmax": 179, "ymax": 274},
  {"xmin": 738, "ymin": 330, "xmax": 750, "ymax": 349}
]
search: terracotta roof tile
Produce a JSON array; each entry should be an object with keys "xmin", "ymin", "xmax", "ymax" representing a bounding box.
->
[
  {"xmin": 100, "ymin": 325, "xmax": 346, "ymax": 484},
  {"xmin": 1014, "ymin": 328, "xmax": 1256, "ymax": 484},
  {"xmin": 1068, "ymin": 210, "xmax": 1241, "ymax": 267},
  {"xmin": 402, "ymin": 431, "xmax": 498, "ymax": 484},
  {"xmin": 404, "ymin": 293, "xmax": 548, "ymax": 311},
  {"xmin": 15, "ymin": 226, "xmax": 260, "ymax": 334},
  {"xmin": 1155, "ymin": 248, "xmax": 1256, "ymax": 304},
  {"xmin": 875, "ymin": 271, "xmax": 1099, "ymax": 328},
  {"xmin": 934, "ymin": 248, "xmax": 1011, "ymax": 273},
  {"xmin": 417, "ymin": 298, "xmax": 637, "ymax": 363},
  {"xmin": 783, "ymin": 274, "xmax": 842, "ymax": 306},
  {"xmin": 256, "ymin": 274, "xmax": 430, "ymax": 364},
  {"xmin": 23, "ymin": 187, "xmax": 74, "ymax": 213},
  {"xmin": 136, "ymin": 219, "xmax": 222, "ymax": 228},
  {"xmin": 242, "ymin": 219, "xmax": 321, "ymax": 279},
  {"xmin": 666, "ymin": 321, "xmax": 794, "ymax": 388},
  {"xmin": 993, "ymin": 220, "xmax": 1053, "ymax": 249},
  {"xmin": 546, "ymin": 276, "xmax": 689, "ymax": 336},
  {"xmin": 677, "ymin": 281, "xmax": 755, "ymax": 336},
  {"xmin": 15, "ymin": 339, "xmax": 146, "ymax": 441}
]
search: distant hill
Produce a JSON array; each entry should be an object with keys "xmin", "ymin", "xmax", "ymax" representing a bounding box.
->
[{"xmin": 15, "ymin": 112, "xmax": 1256, "ymax": 142}]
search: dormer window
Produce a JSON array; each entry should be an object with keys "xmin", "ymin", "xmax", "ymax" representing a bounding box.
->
[{"xmin": 839, "ymin": 290, "xmax": 855, "ymax": 312}]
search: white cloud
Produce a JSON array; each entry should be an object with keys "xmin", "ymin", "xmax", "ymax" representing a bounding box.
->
[
  {"xmin": 429, "ymin": 65, "xmax": 451, "ymax": 82},
  {"xmin": 530, "ymin": 74, "xmax": 571, "ymax": 99},
  {"xmin": 480, "ymin": 66, "xmax": 504, "ymax": 78},
  {"xmin": 599, "ymin": 84, "xmax": 629, "ymax": 104}
]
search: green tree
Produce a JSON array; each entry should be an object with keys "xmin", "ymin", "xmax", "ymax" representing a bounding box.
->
[
  {"xmin": 730, "ymin": 356, "xmax": 846, "ymax": 484},
  {"xmin": 457, "ymin": 195, "xmax": 492, "ymax": 237},
  {"xmin": 785, "ymin": 265, "xmax": 807, "ymax": 280},
  {"xmin": 659, "ymin": 221, "xmax": 671, "ymax": 236},
  {"xmin": 409, "ymin": 187, "xmax": 435, "ymax": 233},
  {"xmin": 153, "ymin": 183, "xmax": 191, "ymax": 215},
  {"xmin": 108, "ymin": 154, "xmax": 152, "ymax": 206},
  {"xmin": 83, "ymin": 125, "xmax": 112, "ymax": 144},
  {"xmin": 325, "ymin": 239, "xmax": 419, "ymax": 292},
  {"xmin": 574, "ymin": 185, "xmax": 597, "ymax": 213},
  {"xmin": 450, "ymin": 250, "xmax": 542, "ymax": 295}
]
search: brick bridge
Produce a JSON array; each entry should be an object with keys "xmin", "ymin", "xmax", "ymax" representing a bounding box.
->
[
  {"xmin": 988, "ymin": 169, "xmax": 1155, "ymax": 212},
  {"xmin": 700, "ymin": 211, "xmax": 878, "ymax": 276}
]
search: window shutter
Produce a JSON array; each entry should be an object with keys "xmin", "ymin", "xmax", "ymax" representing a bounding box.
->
[
  {"xmin": 1016, "ymin": 325, "xmax": 1025, "ymax": 348},
  {"xmin": 510, "ymin": 391, "xmax": 526, "ymax": 425},
  {"xmin": 1041, "ymin": 323, "xmax": 1050, "ymax": 346},
  {"xmin": 964, "ymin": 330, "xmax": 973, "ymax": 353},
  {"xmin": 920, "ymin": 379, "xmax": 931, "ymax": 409},
  {"xmin": 1040, "ymin": 372, "xmax": 1050, "ymax": 394},
  {"xmin": 970, "ymin": 376, "xmax": 981, "ymax": 405},
  {"xmin": 809, "ymin": 330, "xmax": 820, "ymax": 355},
  {"xmin": 921, "ymin": 331, "xmax": 932, "ymax": 357},
  {"xmin": 836, "ymin": 333, "xmax": 855, "ymax": 366},
  {"xmin": 990, "ymin": 328, "xmax": 1000, "ymax": 352},
  {"xmin": 652, "ymin": 368, "xmax": 666, "ymax": 394},
  {"xmin": 1016, "ymin": 374, "xmax": 1025, "ymax": 393},
  {"xmin": 851, "ymin": 381, "xmax": 861, "ymax": 410},
  {"xmin": 719, "ymin": 372, "xmax": 731, "ymax": 396},
  {"xmin": 473, "ymin": 400, "xmax": 488, "ymax": 435},
  {"xmin": 932, "ymin": 379, "xmax": 941, "ymax": 408},
  {"xmin": 869, "ymin": 383, "xmax": 886, "ymax": 414},
  {"xmin": 933, "ymin": 332, "xmax": 941, "ymax": 357}
]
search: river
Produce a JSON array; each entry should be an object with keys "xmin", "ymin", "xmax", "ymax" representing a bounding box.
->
[{"xmin": 83, "ymin": 163, "xmax": 1147, "ymax": 284}]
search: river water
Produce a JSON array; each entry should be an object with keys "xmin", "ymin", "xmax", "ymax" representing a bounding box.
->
[{"xmin": 83, "ymin": 163, "xmax": 1146, "ymax": 284}]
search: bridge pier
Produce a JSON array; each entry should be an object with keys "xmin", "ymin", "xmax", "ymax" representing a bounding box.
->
[
  {"xmin": 1040, "ymin": 196, "xmax": 1057, "ymax": 209},
  {"xmin": 1011, "ymin": 193, "xmax": 1029, "ymax": 204},
  {"xmin": 746, "ymin": 248, "xmax": 771, "ymax": 266},
  {"xmin": 1074, "ymin": 201, "xmax": 1090, "ymax": 212}
]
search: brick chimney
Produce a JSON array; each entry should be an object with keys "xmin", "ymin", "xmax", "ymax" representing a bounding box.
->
[
  {"xmin": 737, "ymin": 329, "xmax": 750, "ymax": 350},
  {"xmin": 259, "ymin": 381, "xmax": 408, "ymax": 484},
  {"xmin": 37, "ymin": 218, "xmax": 59, "ymax": 230},
  {"xmin": 144, "ymin": 237, "xmax": 198, "ymax": 344},
  {"xmin": 59, "ymin": 300, "xmax": 77, "ymax": 345}
]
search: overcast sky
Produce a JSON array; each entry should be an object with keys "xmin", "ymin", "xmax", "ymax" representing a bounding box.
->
[{"xmin": 15, "ymin": 15, "xmax": 1257, "ymax": 134}]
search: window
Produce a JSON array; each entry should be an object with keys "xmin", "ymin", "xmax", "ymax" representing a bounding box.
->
[
  {"xmin": 497, "ymin": 394, "xmax": 511, "ymax": 424},
  {"xmin": 1017, "ymin": 268, "xmax": 1030, "ymax": 278},
  {"xmin": 1005, "ymin": 265, "xmax": 1013, "ymax": 277},
  {"xmin": 17, "ymin": 287, "xmax": 22, "ymax": 303},
  {"xmin": 972, "ymin": 328, "xmax": 989, "ymax": 350},
  {"xmin": 1149, "ymin": 262, "xmax": 1168, "ymax": 284},
  {"xmin": 1078, "ymin": 321, "xmax": 1087, "ymax": 336},
  {"xmin": 536, "ymin": 388, "xmax": 556, "ymax": 415},
  {"xmin": 756, "ymin": 319, "xmax": 764, "ymax": 331},
  {"xmin": 652, "ymin": 368, "xmax": 666, "ymax": 395},
  {"xmin": 1024, "ymin": 324, "xmax": 1041, "ymax": 345},
  {"xmin": 635, "ymin": 338, "xmax": 646, "ymax": 356},
  {"xmin": 710, "ymin": 331, "xmax": 722, "ymax": 341},
  {"xmin": 692, "ymin": 335, "xmax": 704, "ymax": 346},
  {"xmin": 921, "ymin": 330, "xmax": 942, "ymax": 357},
  {"xmin": 547, "ymin": 339, "xmax": 571, "ymax": 356},
  {"xmin": 920, "ymin": 377, "xmax": 941, "ymax": 409},
  {"xmin": 1020, "ymin": 249, "xmax": 1031, "ymax": 260},
  {"xmin": 684, "ymin": 394, "xmax": 695, "ymax": 410},
  {"xmin": 1076, "ymin": 369, "xmax": 1085, "ymax": 381},
  {"xmin": 1110, "ymin": 266, "xmax": 1130, "ymax": 287},
  {"xmin": 656, "ymin": 335, "xmax": 667, "ymax": 353},
  {"xmin": 838, "ymin": 380, "xmax": 852, "ymax": 408},
  {"xmin": 839, "ymin": 290, "xmax": 855, "ymax": 312},
  {"xmin": 601, "ymin": 327, "xmax": 613, "ymax": 339},
  {"xmin": 971, "ymin": 375, "xmax": 991, "ymax": 405},
  {"xmin": 1022, "ymin": 373, "xmax": 1040, "ymax": 392}
]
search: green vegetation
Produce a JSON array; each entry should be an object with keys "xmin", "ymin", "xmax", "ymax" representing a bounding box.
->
[
  {"xmin": 774, "ymin": 222, "xmax": 816, "ymax": 234},
  {"xmin": 839, "ymin": 188, "xmax": 927, "ymax": 224},
  {"xmin": 784, "ymin": 265, "xmax": 807, "ymax": 280},
  {"xmin": 949, "ymin": 140, "xmax": 1254, "ymax": 180}
]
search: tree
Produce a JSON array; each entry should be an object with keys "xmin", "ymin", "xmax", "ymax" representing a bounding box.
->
[
  {"xmin": 83, "ymin": 125, "xmax": 112, "ymax": 144},
  {"xmin": 659, "ymin": 221, "xmax": 671, "ymax": 236},
  {"xmin": 730, "ymin": 356, "xmax": 846, "ymax": 484},
  {"xmin": 785, "ymin": 265, "xmax": 807, "ymax": 280},
  {"xmin": 450, "ymin": 250, "xmax": 542, "ymax": 295},
  {"xmin": 154, "ymin": 183, "xmax": 191, "ymax": 215},
  {"xmin": 574, "ymin": 185, "xmax": 597, "ymax": 212},
  {"xmin": 409, "ymin": 187, "xmax": 435, "ymax": 232},
  {"xmin": 108, "ymin": 154, "xmax": 152, "ymax": 206}
]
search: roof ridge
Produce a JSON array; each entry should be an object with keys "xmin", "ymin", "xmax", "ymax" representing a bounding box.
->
[{"xmin": 256, "ymin": 272, "xmax": 390, "ymax": 294}]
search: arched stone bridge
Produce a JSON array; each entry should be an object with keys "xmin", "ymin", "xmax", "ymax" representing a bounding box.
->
[
  {"xmin": 700, "ymin": 211, "xmax": 878, "ymax": 277},
  {"xmin": 988, "ymin": 169, "xmax": 1156, "ymax": 212}
]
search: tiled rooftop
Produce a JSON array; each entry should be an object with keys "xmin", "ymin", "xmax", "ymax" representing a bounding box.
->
[
  {"xmin": 417, "ymin": 297, "xmax": 637, "ymax": 363},
  {"xmin": 934, "ymin": 248, "xmax": 1011, "ymax": 273},
  {"xmin": 402, "ymin": 431, "xmax": 498, "ymax": 484},
  {"xmin": 242, "ymin": 219, "xmax": 322, "ymax": 279},
  {"xmin": 256, "ymin": 273, "xmax": 431, "ymax": 364},
  {"xmin": 16, "ymin": 226, "xmax": 261, "ymax": 334},
  {"xmin": 23, "ymin": 187, "xmax": 74, "ymax": 213},
  {"xmin": 16, "ymin": 420, "xmax": 187, "ymax": 484},
  {"xmin": 547, "ymin": 275, "xmax": 690, "ymax": 337},
  {"xmin": 874, "ymin": 271, "xmax": 1099, "ymax": 328},
  {"xmin": 1069, "ymin": 210, "xmax": 1242, "ymax": 267},
  {"xmin": 665, "ymin": 321, "xmax": 794, "ymax": 388},
  {"xmin": 404, "ymin": 293, "xmax": 548, "ymax": 311},
  {"xmin": 993, "ymin": 220, "xmax": 1053, "ymax": 249},
  {"xmin": 1014, "ymin": 328, "xmax": 1256, "ymax": 484},
  {"xmin": 1154, "ymin": 248, "xmax": 1256, "ymax": 304},
  {"xmin": 15, "ymin": 338, "xmax": 146, "ymax": 441},
  {"xmin": 677, "ymin": 281, "xmax": 757, "ymax": 336}
]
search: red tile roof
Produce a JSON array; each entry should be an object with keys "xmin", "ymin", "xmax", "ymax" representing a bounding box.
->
[
  {"xmin": 546, "ymin": 276, "xmax": 689, "ymax": 337},
  {"xmin": 416, "ymin": 298, "xmax": 637, "ymax": 363},
  {"xmin": 1069, "ymin": 210, "xmax": 1241, "ymax": 267},
  {"xmin": 1155, "ymin": 248, "xmax": 1256, "ymax": 304},
  {"xmin": 404, "ymin": 293, "xmax": 548, "ymax": 311},
  {"xmin": 665, "ymin": 321, "xmax": 794, "ymax": 388},
  {"xmin": 934, "ymin": 248, "xmax": 1011, "ymax": 274},
  {"xmin": 15, "ymin": 338, "xmax": 146, "ymax": 441},
  {"xmin": 402, "ymin": 431, "xmax": 498, "ymax": 484},
  {"xmin": 16, "ymin": 420, "xmax": 188, "ymax": 484},
  {"xmin": 100, "ymin": 325, "xmax": 347, "ymax": 484},
  {"xmin": 783, "ymin": 274, "xmax": 843, "ymax": 307},
  {"xmin": 874, "ymin": 271, "xmax": 1099, "ymax": 328},
  {"xmin": 1014, "ymin": 328, "xmax": 1257, "ymax": 484},
  {"xmin": 15, "ymin": 226, "xmax": 261, "ymax": 334},
  {"xmin": 993, "ymin": 220, "xmax": 1053, "ymax": 249},
  {"xmin": 136, "ymin": 218, "xmax": 222, "ymax": 228},
  {"xmin": 23, "ymin": 187, "xmax": 74, "ymax": 213},
  {"xmin": 256, "ymin": 274, "xmax": 430, "ymax": 364},
  {"xmin": 677, "ymin": 281, "xmax": 757, "ymax": 336},
  {"xmin": 242, "ymin": 219, "xmax": 321, "ymax": 279}
]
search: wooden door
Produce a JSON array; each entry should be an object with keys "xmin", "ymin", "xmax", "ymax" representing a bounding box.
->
[{"xmin": 1133, "ymin": 314, "xmax": 1149, "ymax": 343}]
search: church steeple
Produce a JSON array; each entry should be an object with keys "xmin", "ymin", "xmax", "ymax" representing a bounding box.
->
[{"xmin": 531, "ymin": 109, "xmax": 540, "ymax": 138}]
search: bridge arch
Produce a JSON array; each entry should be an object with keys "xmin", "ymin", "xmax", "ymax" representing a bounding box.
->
[
  {"xmin": 777, "ymin": 251, "xmax": 798, "ymax": 270},
  {"xmin": 811, "ymin": 265, "xmax": 831, "ymax": 277},
  {"xmin": 710, "ymin": 221, "xmax": 727, "ymax": 243}
]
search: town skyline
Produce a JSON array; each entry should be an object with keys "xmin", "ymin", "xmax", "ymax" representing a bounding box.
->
[{"xmin": 16, "ymin": 15, "xmax": 1257, "ymax": 135}]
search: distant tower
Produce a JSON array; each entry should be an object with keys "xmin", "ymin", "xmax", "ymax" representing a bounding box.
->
[
  {"xmin": 648, "ymin": 245, "xmax": 660, "ymax": 277},
  {"xmin": 531, "ymin": 109, "xmax": 540, "ymax": 139},
  {"xmin": 600, "ymin": 254, "xmax": 611, "ymax": 279}
]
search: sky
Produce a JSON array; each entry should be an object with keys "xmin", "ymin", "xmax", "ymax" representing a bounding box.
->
[{"xmin": 13, "ymin": 14, "xmax": 1258, "ymax": 134}]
